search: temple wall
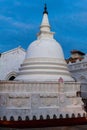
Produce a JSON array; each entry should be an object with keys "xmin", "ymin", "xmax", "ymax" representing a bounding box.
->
[{"xmin": 0, "ymin": 81, "xmax": 85, "ymax": 120}]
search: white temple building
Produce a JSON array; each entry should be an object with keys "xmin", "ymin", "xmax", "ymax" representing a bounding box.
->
[
  {"xmin": 0, "ymin": 46, "xmax": 26, "ymax": 80},
  {"xmin": 66, "ymin": 50, "xmax": 87, "ymax": 108},
  {"xmin": 0, "ymin": 4, "xmax": 87, "ymax": 130},
  {"xmin": 66, "ymin": 50, "xmax": 87, "ymax": 83}
]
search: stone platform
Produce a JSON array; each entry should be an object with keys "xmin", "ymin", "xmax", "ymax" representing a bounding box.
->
[{"xmin": 0, "ymin": 80, "xmax": 85, "ymax": 120}]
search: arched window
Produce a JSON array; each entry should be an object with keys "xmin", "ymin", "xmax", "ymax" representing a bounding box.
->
[
  {"xmin": 5, "ymin": 72, "xmax": 17, "ymax": 81},
  {"xmin": 9, "ymin": 76, "xmax": 15, "ymax": 80},
  {"xmin": 79, "ymin": 76, "xmax": 87, "ymax": 83},
  {"xmin": 72, "ymin": 77, "xmax": 77, "ymax": 82}
]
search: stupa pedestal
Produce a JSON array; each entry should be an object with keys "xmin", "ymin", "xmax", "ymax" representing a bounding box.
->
[{"xmin": 0, "ymin": 80, "xmax": 85, "ymax": 120}]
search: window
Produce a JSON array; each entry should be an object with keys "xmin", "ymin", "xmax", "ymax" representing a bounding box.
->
[{"xmin": 9, "ymin": 76, "xmax": 15, "ymax": 80}]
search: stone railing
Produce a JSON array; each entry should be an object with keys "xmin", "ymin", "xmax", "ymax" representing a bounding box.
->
[
  {"xmin": 68, "ymin": 62, "xmax": 87, "ymax": 71},
  {"xmin": 0, "ymin": 81, "xmax": 80, "ymax": 93}
]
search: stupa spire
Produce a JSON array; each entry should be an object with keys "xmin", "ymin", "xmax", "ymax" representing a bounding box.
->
[{"xmin": 37, "ymin": 4, "xmax": 55, "ymax": 39}]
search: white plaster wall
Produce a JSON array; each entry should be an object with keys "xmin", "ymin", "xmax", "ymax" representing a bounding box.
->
[
  {"xmin": 0, "ymin": 81, "xmax": 85, "ymax": 120},
  {"xmin": 68, "ymin": 56, "xmax": 87, "ymax": 99},
  {"xmin": 0, "ymin": 47, "xmax": 26, "ymax": 80}
]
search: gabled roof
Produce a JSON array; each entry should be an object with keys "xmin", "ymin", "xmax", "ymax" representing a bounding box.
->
[
  {"xmin": 1, "ymin": 46, "xmax": 26, "ymax": 55},
  {"xmin": 71, "ymin": 50, "xmax": 85, "ymax": 55},
  {"xmin": 66, "ymin": 50, "xmax": 85, "ymax": 63}
]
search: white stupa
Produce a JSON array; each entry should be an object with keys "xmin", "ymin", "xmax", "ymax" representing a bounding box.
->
[{"xmin": 16, "ymin": 4, "xmax": 74, "ymax": 82}]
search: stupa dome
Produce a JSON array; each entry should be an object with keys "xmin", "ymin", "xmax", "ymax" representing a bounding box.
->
[
  {"xmin": 15, "ymin": 4, "xmax": 74, "ymax": 82},
  {"xmin": 26, "ymin": 39, "xmax": 64, "ymax": 59}
]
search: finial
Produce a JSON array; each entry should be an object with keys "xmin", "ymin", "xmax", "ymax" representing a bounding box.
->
[{"xmin": 43, "ymin": 4, "xmax": 48, "ymax": 14}]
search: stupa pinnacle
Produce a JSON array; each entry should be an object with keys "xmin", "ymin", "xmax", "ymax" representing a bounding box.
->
[{"xmin": 43, "ymin": 4, "xmax": 48, "ymax": 14}]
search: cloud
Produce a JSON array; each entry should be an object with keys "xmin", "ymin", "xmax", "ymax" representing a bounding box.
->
[
  {"xmin": 13, "ymin": 0, "xmax": 39, "ymax": 8},
  {"xmin": 0, "ymin": 15, "xmax": 37, "ymax": 30},
  {"xmin": 74, "ymin": 0, "xmax": 87, "ymax": 8},
  {"xmin": 0, "ymin": 15, "xmax": 12, "ymax": 22},
  {"xmin": 71, "ymin": 12, "xmax": 87, "ymax": 25},
  {"xmin": 0, "ymin": 14, "xmax": 38, "ymax": 53},
  {"xmin": 14, "ymin": 1, "xmax": 21, "ymax": 6},
  {"xmin": 13, "ymin": 22, "xmax": 36, "ymax": 30}
]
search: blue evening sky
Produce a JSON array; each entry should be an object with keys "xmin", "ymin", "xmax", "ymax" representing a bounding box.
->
[{"xmin": 0, "ymin": 0, "xmax": 87, "ymax": 58}]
